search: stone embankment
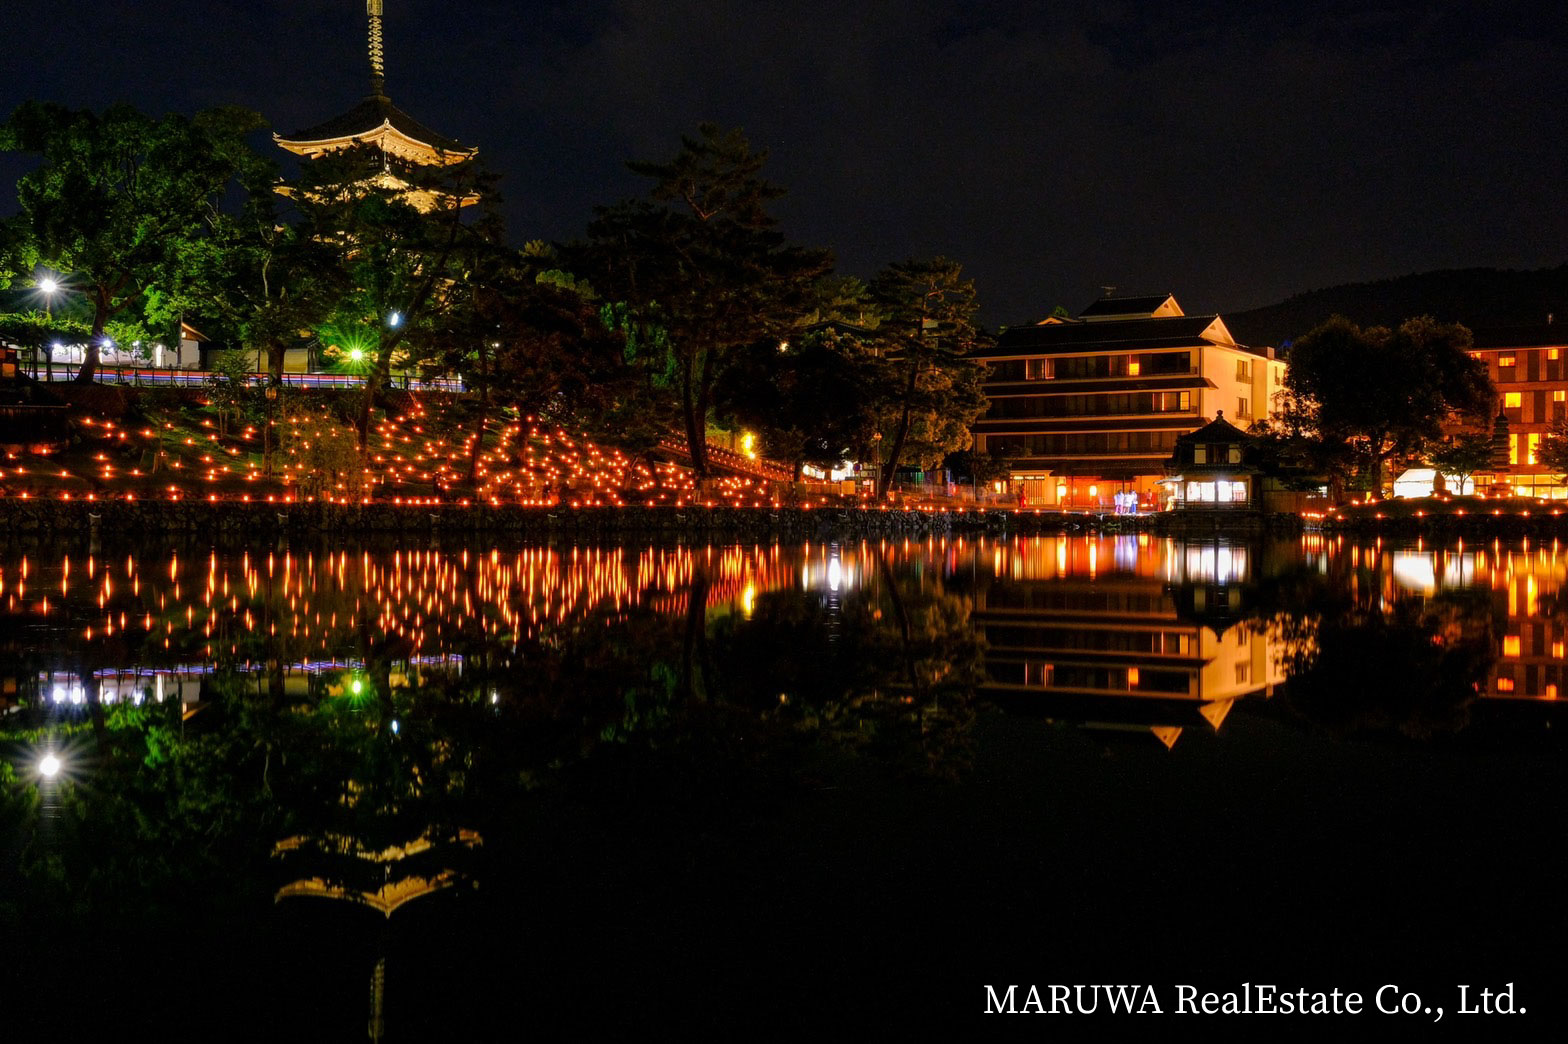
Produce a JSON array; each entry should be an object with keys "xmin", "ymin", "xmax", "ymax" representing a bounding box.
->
[
  {"xmin": 1, "ymin": 499, "xmax": 963, "ymax": 545},
  {"xmin": 0, "ymin": 499, "xmax": 1335, "ymax": 545}
]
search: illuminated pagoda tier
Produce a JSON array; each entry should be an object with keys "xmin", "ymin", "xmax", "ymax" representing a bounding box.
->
[{"xmin": 274, "ymin": 1, "xmax": 477, "ymax": 212}]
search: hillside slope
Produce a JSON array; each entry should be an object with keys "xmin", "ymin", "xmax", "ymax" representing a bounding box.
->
[{"xmin": 1225, "ymin": 264, "xmax": 1568, "ymax": 347}]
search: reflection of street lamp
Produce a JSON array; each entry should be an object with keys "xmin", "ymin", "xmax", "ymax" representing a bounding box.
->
[{"xmin": 871, "ymin": 431, "xmax": 883, "ymax": 498}]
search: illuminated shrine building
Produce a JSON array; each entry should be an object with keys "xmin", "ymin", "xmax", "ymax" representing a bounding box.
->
[
  {"xmin": 1465, "ymin": 324, "xmax": 1568, "ymax": 499},
  {"xmin": 970, "ymin": 293, "xmax": 1287, "ymax": 511},
  {"xmin": 1164, "ymin": 412, "xmax": 1257, "ymax": 509},
  {"xmin": 274, "ymin": 1, "xmax": 477, "ymax": 213}
]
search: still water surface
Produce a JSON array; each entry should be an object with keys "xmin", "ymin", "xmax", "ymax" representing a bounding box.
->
[{"xmin": 3, "ymin": 533, "xmax": 1564, "ymax": 1033}]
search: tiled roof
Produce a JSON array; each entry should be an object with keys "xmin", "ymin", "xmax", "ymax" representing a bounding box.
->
[
  {"xmin": 281, "ymin": 94, "xmax": 470, "ymax": 154},
  {"xmin": 1174, "ymin": 413, "xmax": 1253, "ymax": 443},
  {"xmin": 1077, "ymin": 294, "xmax": 1175, "ymax": 318},
  {"xmin": 978, "ymin": 316, "xmax": 1220, "ymax": 357}
]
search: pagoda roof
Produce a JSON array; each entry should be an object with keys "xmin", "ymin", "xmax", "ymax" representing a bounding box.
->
[
  {"xmin": 1174, "ymin": 412, "xmax": 1253, "ymax": 444},
  {"xmin": 276, "ymin": 93, "xmax": 473, "ymax": 162}
]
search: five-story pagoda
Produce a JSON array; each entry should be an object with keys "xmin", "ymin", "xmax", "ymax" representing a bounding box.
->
[{"xmin": 274, "ymin": 1, "xmax": 478, "ymax": 212}]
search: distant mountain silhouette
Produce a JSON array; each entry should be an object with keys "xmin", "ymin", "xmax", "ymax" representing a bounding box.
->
[{"xmin": 1225, "ymin": 264, "xmax": 1568, "ymax": 348}]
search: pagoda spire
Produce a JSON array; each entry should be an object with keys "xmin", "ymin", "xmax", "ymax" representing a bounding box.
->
[{"xmin": 367, "ymin": 1, "xmax": 386, "ymax": 98}]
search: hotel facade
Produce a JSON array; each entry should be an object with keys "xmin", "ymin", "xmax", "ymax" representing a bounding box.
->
[
  {"xmin": 970, "ymin": 294, "xmax": 1287, "ymax": 510},
  {"xmin": 1468, "ymin": 323, "xmax": 1568, "ymax": 499}
]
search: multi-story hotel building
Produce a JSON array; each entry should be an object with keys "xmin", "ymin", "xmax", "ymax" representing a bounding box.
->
[
  {"xmin": 971, "ymin": 294, "xmax": 1287, "ymax": 509},
  {"xmin": 1468, "ymin": 323, "xmax": 1568, "ymax": 499}
]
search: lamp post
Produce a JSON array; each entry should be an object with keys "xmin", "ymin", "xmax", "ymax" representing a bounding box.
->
[{"xmin": 38, "ymin": 277, "xmax": 59, "ymax": 380}]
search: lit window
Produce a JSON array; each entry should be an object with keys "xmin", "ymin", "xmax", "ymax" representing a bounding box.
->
[
  {"xmin": 1505, "ymin": 392, "xmax": 1522, "ymax": 408},
  {"xmin": 1088, "ymin": 484, "xmax": 1098, "ymax": 497},
  {"xmin": 1179, "ymin": 391, "xmax": 1191, "ymax": 410},
  {"xmin": 1228, "ymin": 446, "xmax": 1242, "ymax": 463},
  {"xmin": 1127, "ymin": 667, "xmax": 1140, "ymax": 687},
  {"xmin": 1528, "ymin": 433, "xmax": 1541, "ymax": 465},
  {"xmin": 1232, "ymin": 480, "xmax": 1247, "ymax": 501},
  {"xmin": 1555, "ymin": 391, "xmax": 1565, "ymax": 402},
  {"xmin": 1500, "ymin": 355, "xmax": 1516, "ymax": 367},
  {"xmin": 1504, "ymin": 635, "xmax": 1521, "ymax": 657},
  {"xmin": 1498, "ymin": 677, "xmax": 1516, "ymax": 692},
  {"xmin": 1551, "ymin": 349, "xmax": 1561, "ymax": 361},
  {"xmin": 1548, "ymin": 684, "xmax": 1560, "ymax": 700},
  {"xmin": 1128, "ymin": 358, "xmax": 1141, "ymax": 376},
  {"xmin": 1510, "ymin": 435, "xmax": 1519, "ymax": 465},
  {"xmin": 1194, "ymin": 446, "xmax": 1207, "ymax": 464},
  {"xmin": 1554, "ymin": 641, "xmax": 1565, "ymax": 658}
]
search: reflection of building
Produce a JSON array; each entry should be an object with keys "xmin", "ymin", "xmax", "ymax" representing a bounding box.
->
[
  {"xmin": 971, "ymin": 294, "xmax": 1287, "ymax": 510},
  {"xmin": 974, "ymin": 535, "xmax": 1283, "ymax": 747},
  {"xmin": 1466, "ymin": 324, "xmax": 1568, "ymax": 498},
  {"xmin": 1383, "ymin": 543, "xmax": 1568, "ymax": 700}
]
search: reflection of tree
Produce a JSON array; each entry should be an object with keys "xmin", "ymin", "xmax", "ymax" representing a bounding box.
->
[
  {"xmin": 1263, "ymin": 588, "xmax": 1497, "ymax": 740},
  {"xmin": 1, "ymin": 544, "xmax": 987, "ymax": 939},
  {"xmin": 701, "ymin": 550, "xmax": 984, "ymax": 777}
]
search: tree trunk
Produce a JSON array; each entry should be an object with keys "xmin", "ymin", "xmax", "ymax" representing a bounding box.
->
[
  {"xmin": 680, "ymin": 352, "xmax": 707, "ymax": 479},
  {"xmin": 877, "ymin": 353, "xmax": 921, "ymax": 499},
  {"xmin": 75, "ymin": 289, "xmax": 109, "ymax": 383},
  {"xmin": 467, "ymin": 340, "xmax": 490, "ymax": 484},
  {"xmin": 267, "ymin": 340, "xmax": 287, "ymax": 385},
  {"xmin": 357, "ymin": 344, "xmax": 393, "ymax": 450}
]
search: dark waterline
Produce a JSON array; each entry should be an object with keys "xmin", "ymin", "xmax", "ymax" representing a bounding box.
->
[{"xmin": 2, "ymin": 533, "xmax": 1564, "ymax": 1034}]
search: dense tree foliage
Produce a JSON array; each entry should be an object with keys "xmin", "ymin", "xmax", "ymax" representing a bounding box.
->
[
  {"xmin": 0, "ymin": 102, "xmax": 263, "ymax": 381},
  {"xmin": 1266, "ymin": 315, "xmax": 1493, "ymax": 495},
  {"xmin": 581, "ymin": 124, "xmax": 833, "ymax": 478},
  {"xmin": 1, "ymin": 104, "xmax": 1007, "ymax": 491},
  {"xmin": 864, "ymin": 258, "xmax": 989, "ymax": 497}
]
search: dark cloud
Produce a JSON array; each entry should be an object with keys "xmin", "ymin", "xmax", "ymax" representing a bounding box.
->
[{"xmin": 3, "ymin": 1, "xmax": 1566, "ymax": 327}]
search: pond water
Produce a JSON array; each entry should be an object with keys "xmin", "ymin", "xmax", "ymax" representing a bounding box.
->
[{"xmin": 3, "ymin": 533, "xmax": 1565, "ymax": 1034}]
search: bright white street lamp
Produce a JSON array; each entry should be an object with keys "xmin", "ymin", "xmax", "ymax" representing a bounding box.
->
[{"xmin": 39, "ymin": 754, "xmax": 62, "ymax": 779}]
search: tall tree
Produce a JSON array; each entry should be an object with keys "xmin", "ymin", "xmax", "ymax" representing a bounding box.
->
[
  {"xmin": 714, "ymin": 324, "xmax": 877, "ymax": 479},
  {"xmin": 583, "ymin": 124, "xmax": 831, "ymax": 479},
  {"xmin": 1282, "ymin": 315, "xmax": 1493, "ymax": 495},
  {"xmin": 865, "ymin": 258, "xmax": 989, "ymax": 499},
  {"xmin": 290, "ymin": 143, "xmax": 497, "ymax": 448},
  {"xmin": 0, "ymin": 102, "xmax": 262, "ymax": 382}
]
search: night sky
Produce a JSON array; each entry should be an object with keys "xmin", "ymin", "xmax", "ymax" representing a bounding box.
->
[{"xmin": 3, "ymin": 1, "xmax": 1566, "ymax": 326}]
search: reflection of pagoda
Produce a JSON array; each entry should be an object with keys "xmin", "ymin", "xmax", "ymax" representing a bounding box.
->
[
  {"xmin": 274, "ymin": 1, "xmax": 478, "ymax": 212},
  {"xmin": 975, "ymin": 536, "xmax": 1282, "ymax": 748},
  {"xmin": 273, "ymin": 828, "xmax": 481, "ymax": 917}
]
